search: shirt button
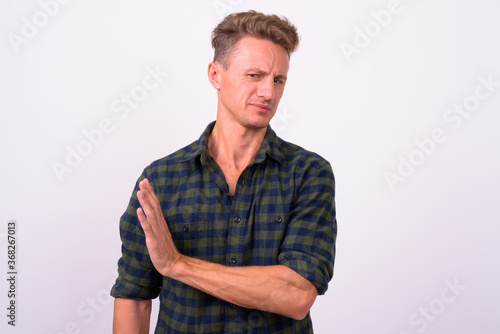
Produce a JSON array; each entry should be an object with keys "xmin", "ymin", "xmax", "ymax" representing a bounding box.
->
[
  {"xmin": 231, "ymin": 256, "xmax": 238, "ymax": 264},
  {"xmin": 241, "ymin": 179, "xmax": 245, "ymax": 185},
  {"xmin": 275, "ymin": 216, "xmax": 282, "ymax": 224},
  {"xmin": 233, "ymin": 216, "xmax": 241, "ymax": 224},
  {"xmin": 229, "ymin": 303, "xmax": 237, "ymax": 309},
  {"xmin": 183, "ymin": 225, "xmax": 189, "ymax": 232}
]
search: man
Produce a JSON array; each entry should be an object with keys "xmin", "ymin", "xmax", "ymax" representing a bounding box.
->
[{"xmin": 111, "ymin": 10, "xmax": 336, "ymax": 333}]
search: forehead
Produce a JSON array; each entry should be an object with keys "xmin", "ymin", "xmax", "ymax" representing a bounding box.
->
[{"xmin": 227, "ymin": 36, "xmax": 290, "ymax": 73}]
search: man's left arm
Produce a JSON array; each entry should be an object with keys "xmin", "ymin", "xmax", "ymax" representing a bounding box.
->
[{"xmin": 136, "ymin": 168, "xmax": 335, "ymax": 320}]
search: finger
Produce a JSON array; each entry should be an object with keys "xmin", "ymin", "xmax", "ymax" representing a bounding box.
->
[
  {"xmin": 139, "ymin": 179, "xmax": 160, "ymax": 209},
  {"xmin": 137, "ymin": 180, "xmax": 156, "ymax": 211},
  {"xmin": 137, "ymin": 189, "xmax": 158, "ymax": 224},
  {"xmin": 137, "ymin": 186, "xmax": 167, "ymax": 240},
  {"xmin": 144, "ymin": 179, "xmax": 162, "ymax": 208},
  {"xmin": 143, "ymin": 178, "xmax": 153, "ymax": 191},
  {"xmin": 136, "ymin": 206, "xmax": 151, "ymax": 232},
  {"xmin": 136, "ymin": 189, "xmax": 147, "ymax": 213}
]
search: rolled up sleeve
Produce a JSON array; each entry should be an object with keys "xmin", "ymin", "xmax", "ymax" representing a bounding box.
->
[
  {"xmin": 278, "ymin": 162, "xmax": 337, "ymax": 295},
  {"xmin": 110, "ymin": 171, "xmax": 163, "ymax": 300}
]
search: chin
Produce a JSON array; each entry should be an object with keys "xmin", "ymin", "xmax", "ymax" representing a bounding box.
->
[
  {"xmin": 246, "ymin": 113, "xmax": 276, "ymax": 129},
  {"xmin": 243, "ymin": 118, "xmax": 271, "ymax": 130}
]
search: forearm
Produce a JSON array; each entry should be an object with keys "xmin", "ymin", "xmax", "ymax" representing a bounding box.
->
[
  {"xmin": 170, "ymin": 255, "xmax": 317, "ymax": 320},
  {"xmin": 113, "ymin": 298, "xmax": 152, "ymax": 334},
  {"xmin": 136, "ymin": 178, "xmax": 317, "ymax": 320}
]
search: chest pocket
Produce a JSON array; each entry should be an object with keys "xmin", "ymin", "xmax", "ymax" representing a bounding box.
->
[
  {"xmin": 167, "ymin": 220, "xmax": 226, "ymax": 262},
  {"xmin": 248, "ymin": 211, "xmax": 289, "ymax": 265}
]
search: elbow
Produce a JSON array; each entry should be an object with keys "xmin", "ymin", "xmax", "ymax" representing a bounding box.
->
[
  {"xmin": 290, "ymin": 302, "xmax": 314, "ymax": 321},
  {"xmin": 290, "ymin": 310, "xmax": 309, "ymax": 321},
  {"xmin": 289, "ymin": 286, "xmax": 317, "ymax": 320}
]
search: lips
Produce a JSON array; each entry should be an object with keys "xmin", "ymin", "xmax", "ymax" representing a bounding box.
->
[{"xmin": 250, "ymin": 103, "xmax": 272, "ymax": 111}]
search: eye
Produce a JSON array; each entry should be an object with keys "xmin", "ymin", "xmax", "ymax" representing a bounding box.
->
[
  {"xmin": 274, "ymin": 78, "xmax": 284, "ymax": 84},
  {"xmin": 248, "ymin": 74, "xmax": 259, "ymax": 78}
]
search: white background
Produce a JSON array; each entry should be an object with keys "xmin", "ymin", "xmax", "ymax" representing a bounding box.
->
[{"xmin": 1, "ymin": 0, "xmax": 499, "ymax": 333}]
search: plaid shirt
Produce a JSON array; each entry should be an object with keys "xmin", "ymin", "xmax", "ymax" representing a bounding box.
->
[{"xmin": 111, "ymin": 122, "xmax": 337, "ymax": 333}]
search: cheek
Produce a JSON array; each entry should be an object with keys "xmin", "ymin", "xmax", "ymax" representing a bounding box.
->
[
  {"xmin": 278, "ymin": 82, "xmax": 287, "ymax": 94},
  {"xmin": 238, "ymin": 85, "xmax": 255, "ymax": 102},
  {"xmin": 221, "ymin": 82, "xmax": 239, "ymax": 102}
]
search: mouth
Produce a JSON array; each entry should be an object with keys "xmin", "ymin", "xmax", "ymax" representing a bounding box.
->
[{"xmin": 249, "ymin": 103, "xmax": 272, "ymax": 112}]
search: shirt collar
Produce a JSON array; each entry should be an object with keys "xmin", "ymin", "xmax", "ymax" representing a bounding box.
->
[
  {"xmin": 178, "ymin": 121, "xmax": 285, "ymax": 165},
  {"xmin": 254, "ymin": 124, "xmax": 285, "ymax": 165}
]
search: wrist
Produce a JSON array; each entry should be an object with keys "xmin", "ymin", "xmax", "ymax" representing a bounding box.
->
[{"xmin": 164, "ymin": 253, "xmax": 186, "ymax": 279}]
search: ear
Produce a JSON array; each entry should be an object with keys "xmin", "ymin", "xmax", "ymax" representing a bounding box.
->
[{"xmin": 208, "ymin": 62, "xmax": 222, "ymax": 89}]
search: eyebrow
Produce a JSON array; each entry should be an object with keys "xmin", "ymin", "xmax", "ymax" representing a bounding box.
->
[
  {"xmin": 275, "ymin": 74, "xmax": 288, "ymax": 81},
  {"xmin": 246, "ymin": 69, "xmax": 287, "ymax": 81}
]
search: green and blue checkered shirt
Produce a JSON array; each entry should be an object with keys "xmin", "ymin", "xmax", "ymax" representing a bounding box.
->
[{"xmin": 111, "ymin": 121, "xmax": 337, "ymax": 333}]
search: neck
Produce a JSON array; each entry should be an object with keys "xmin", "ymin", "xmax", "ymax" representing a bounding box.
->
[{"xmin": 208, "ymin": 119, "xmax": 267, "ymax": 172}]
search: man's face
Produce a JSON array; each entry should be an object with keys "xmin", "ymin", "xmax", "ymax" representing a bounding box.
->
[{"xmin": 214, "ymin": 36, "xmax": 290, "ymax": 129}]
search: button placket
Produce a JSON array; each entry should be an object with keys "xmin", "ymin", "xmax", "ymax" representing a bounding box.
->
[{"xmin": 228, "ymin": 176, "xmax": 246, "ymax": 270}]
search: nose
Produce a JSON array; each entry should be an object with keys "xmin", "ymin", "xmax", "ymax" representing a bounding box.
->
[{"xmin": 257, "ymin": 77, "xmax": 275, "ymax": 100}]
